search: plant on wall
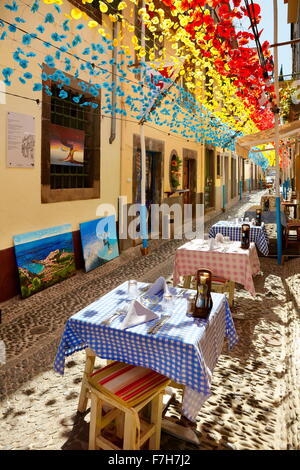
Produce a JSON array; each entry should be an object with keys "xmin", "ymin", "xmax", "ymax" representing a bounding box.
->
[
  {"xmin": 170, "ymin": 153, "xmax": 182, "ymax": 190},
  {"xmin": 279, "ymin": 85, "xmax": 297, "ymax": 121}
]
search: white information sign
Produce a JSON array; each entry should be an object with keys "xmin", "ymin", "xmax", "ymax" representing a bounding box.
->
[{"xmin": 7, "ymin": 111, "xmax": 35, "ymax": 168}]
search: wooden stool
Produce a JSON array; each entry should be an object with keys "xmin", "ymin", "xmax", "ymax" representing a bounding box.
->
[
  {"xmin": 87, "ymin": 361, "xmax": 171, "ymax": 450},
  {"xmin": 182, "ymin": 275, "xmax": 235, "ymax": 307}
]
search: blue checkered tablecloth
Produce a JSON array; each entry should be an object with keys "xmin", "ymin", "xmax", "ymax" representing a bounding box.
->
[
  {"xmin": 209, "ymin": 222, "xmax": 269, "ymax": 256},
  {"xmin": 54, "ymin": 281, "xmax": 238, "ymax": 422}
]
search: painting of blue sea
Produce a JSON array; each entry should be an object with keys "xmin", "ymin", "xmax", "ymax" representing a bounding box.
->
[
  {"xmin": 13, "ymin": 224, "xmax": 76, "ymax": 298},
  {"xmin": 80, "ymin": 216, "xmax": 119, "ymax": 272}
]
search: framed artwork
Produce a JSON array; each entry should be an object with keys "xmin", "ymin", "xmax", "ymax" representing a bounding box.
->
[
  {"xmin": 7, "ymin": 112, "xmax": 35, "ymax": 168},
  {"xmin": 13, "ymin": 224, "xmax": 76, "ymax": 298},
  {"xmin": 50, "ymin": 123, "xmax": 84, "ymax": 167},
  {"xmin": 80, "ymin": 216, "xmax": 119, "ymax": 273}
]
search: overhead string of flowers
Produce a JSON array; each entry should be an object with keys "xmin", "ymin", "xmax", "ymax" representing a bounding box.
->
[{"xmin": 0, "ymin": 0, "xmax": 273, "ymax": 167}]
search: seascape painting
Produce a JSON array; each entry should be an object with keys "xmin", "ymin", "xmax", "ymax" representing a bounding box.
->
[
  {"xmin": 13, "ymin": 225, "xmax": 76, "ymax": 299},
  {"xmin": 80, "ymin": 216, "xmax": 119, "ymax": 273},
  {"xmin": 50, "ymin": 123, "xmax": 84, "ymax": 167}
]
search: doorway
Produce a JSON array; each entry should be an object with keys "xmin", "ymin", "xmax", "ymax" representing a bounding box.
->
[
  {"xmin": 224, "ymin": 155, "xmax": 229, "ymax": 205},
  {"xmin": 205, "ymin": 148, "xmax": 215, "ymax": 210},
  {"xmin": 183, "ymin": 157, "xmax": 197, "ymax": 205}
]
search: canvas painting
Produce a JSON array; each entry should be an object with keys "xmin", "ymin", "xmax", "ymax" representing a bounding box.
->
[
  {"xmin": 13, "ymin": 224, "xmax": 76, "ymax": 299},
  {"xmin": 50, "ymin": 123, "xmax": 84, "ymax": 167},
  {"xmin": 80, "ymin": 216, "xmax": 119, "ymax": 272}
]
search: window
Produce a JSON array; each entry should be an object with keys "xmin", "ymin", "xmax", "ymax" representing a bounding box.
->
[{"xmin": 41, "ymin": 68, "xmax": 101, "ymax": 203}]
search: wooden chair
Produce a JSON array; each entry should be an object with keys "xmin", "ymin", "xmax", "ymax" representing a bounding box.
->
[
  {"xmin": 87, "ymin": 360, "xmax": 171, "ymax": 450},
  {"xmin": 284, "ymin": 219, "xmax": 300, "ymax": 248},
  {"xmin": 182, "ymin": 275, "xmax": 235, "ymax": 307}
]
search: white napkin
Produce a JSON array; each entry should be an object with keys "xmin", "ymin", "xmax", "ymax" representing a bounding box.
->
[
  {"xmin": 119, "ymin": 299, "xmax": 159, "ymax": 330},
  {"xmin": 215, "ymin": 233, "xmax": 224, "ymax": 243},
  {"xmin": 146, "ymin": 276, "xmax": 169, "ymax": 296}
]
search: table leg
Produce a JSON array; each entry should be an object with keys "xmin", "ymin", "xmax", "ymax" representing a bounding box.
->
[{"xmin": 77, "ymin": 348, "xmax": 96, "ymax": 413}]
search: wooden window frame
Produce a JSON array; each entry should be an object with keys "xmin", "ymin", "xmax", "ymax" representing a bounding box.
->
[{"xmin": 41, "ymin": 66, "xmax": 101, "ymax": 203}]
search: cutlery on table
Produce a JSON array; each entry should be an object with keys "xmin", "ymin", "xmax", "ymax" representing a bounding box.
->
[
  {"xmin": 147, "ymin": 315, "xmax": 171, "ymax": 335},
  {"xmin": 101, "ymin": 308, "xmax": 127, "ymax": 326}
]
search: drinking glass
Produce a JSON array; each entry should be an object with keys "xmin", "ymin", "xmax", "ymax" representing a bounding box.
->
[
  {"xmin": 128, "ymin": 280, "xmax": 138, "ymax": 300},
  {"xmin": 244, "ymin": 217, "xmax": 249, "ymax": 223},
  {"xmin": 162, "ymin": 293, "xmax": 174, "ymax": 314}
]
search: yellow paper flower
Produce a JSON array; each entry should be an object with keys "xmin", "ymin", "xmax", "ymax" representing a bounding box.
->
[
  {"xmin": 99, "ymin": 1, "xmax": 108, "ymax": 13},
  {"xmin": 88, "ymin": 20, "xmax": 98, "ymax": 28},
  {"xmin": 71, "ymin": 8, "xmax": 82, "ymax": 20},
  {"xmin": 118, "ymin": 1, "xmax": 127, "ymax": 10}
]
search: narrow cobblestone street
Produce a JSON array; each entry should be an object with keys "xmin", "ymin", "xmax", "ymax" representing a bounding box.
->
[{"xmin": 0, "ymin": 190, "xmax": 299, "ymax": 450}]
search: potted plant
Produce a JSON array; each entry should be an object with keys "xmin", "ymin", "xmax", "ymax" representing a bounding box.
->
[{"xmin": 170, "ymin": 153, "xmax": 182, "ymax": 191}]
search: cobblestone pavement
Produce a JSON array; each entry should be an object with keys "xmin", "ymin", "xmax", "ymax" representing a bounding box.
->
[{"xmin": 1, "ymin": 190, "xmax": 299, "ymax": 450}]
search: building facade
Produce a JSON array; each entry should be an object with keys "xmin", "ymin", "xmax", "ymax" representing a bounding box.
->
[{"xmin": 0, "ymin": 0, "xmax": 262, "ymax": 302}]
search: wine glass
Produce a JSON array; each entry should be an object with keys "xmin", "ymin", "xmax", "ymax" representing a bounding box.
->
[
  {"xmin": 162, "ymin": 293, "xmax": 174, "ymax": 315},
  {"xmin": 128, "ymin": 280, "xmax": 138, "ymax": 300}
]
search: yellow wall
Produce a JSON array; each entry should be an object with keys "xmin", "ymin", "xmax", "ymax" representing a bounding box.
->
[{"xmin": 0, "ymin": 2, "xmax": 121, "ymax": 250}]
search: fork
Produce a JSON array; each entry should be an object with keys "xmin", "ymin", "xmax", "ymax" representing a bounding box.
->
[{"xmin": 101, "ymin": 308, "xmax": 127, "ymax": 326}]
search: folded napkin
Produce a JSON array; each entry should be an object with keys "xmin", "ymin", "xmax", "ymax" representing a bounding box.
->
[
  {"xmin": 146, "ymin": 276, "xmax": 169, "ymax": 296},
  {"xmin": 215, "ymin": 233, "xmax": 224, "ymax": 243},
  {"xmin": 119, "ymin": 299, "xmax": 159, "ymax": 330}
]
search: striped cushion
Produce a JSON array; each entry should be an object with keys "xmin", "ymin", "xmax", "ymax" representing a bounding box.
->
[{"xmin": 88, "ymin": 361, "xmax": 169, "ymax": 407}]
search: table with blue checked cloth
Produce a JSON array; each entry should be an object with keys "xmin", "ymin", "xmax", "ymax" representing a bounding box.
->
[
  {"xmin": 54, "ymin": 281, "xmax": 238, "ymax": 422},
  {"xmin": 209, "ymin": 221, "xmax": 269, "ymax": 256}
]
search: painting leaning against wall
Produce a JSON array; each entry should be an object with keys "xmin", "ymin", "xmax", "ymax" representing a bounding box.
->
[
  {"xmin": 13, "ymin": 224, "xmax": 76, "ymax": 299},
  {"xmin": 80, "ymin": 216, "xmax": 119, "ymax": 273}
]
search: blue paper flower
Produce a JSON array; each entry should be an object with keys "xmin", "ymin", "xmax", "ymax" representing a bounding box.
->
[
  {"xmin": 2, "ymin": 67, "xmax": 13, "ymax": 78},
  {"xmin": 72, "ymin": 95, "xmax": 82, "ymax": 104},
  {"xmin": 31, "ymin": 0, "xmax": 40, "ymax": 13},
  {"xmin": 24, "ymin": 72, "xmax": 32, "ymax": 79},
  {"xmin": 36, "ymin": 25, "xmax": 45, "ymax": 34},
  {"xmin": 22, "ymin": 34, "xmax": 32, "ymax": 45},
  {"xmin": 19, "ymin": 77, "xmax": 26, "ymax": 84},
  {"xmin": 15, "ymin": 17, "xmax": 26, "ymax": 23},
  {"xmin": 45, "ymin": 13, "xmax": 54, "ymax": 24},
  {"xmin": 19, "ymin": 59, "xmax": 29, "ymax": 69},
  {"xmin": 5, "ymin": 1, "xmax": 18, "ymax": 12},
  {"xmin": 60, "ymin": 21, "xmax": 69, "ymax": 34},
  {"xmin": 33, "ymin": 83, "xmax": 42, "ymax": 91},
  {"xmin": 59, "ymin": 89, "xmax": 68, "ymax": 99},
  {"xmin": 8, "ymin": 24, "xmax": 17, "ymax": 32}
]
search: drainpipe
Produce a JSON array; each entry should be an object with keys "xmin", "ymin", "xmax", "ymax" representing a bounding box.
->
[
  {"xmin": 109, "ymin": 21, "xmax": 118, "ymax": 144},
  {"xmin": 239, "ymin": 180, "xmax": 243, "ymax": 200}
]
